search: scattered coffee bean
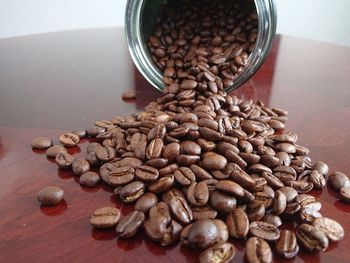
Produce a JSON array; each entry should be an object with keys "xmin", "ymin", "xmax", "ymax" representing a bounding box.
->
[
  {"xmin": 72, "ymin": 158, "xmax": 90, "ymax": 176},
  {"xmin": 116, "ymin": 211, "xmax": 145, "ymax": 238},
  {"xmin": 339, "ymin": 187, "xmax": 350, "ymax": 202},
  {"xmin": 296, "ymin": 223, "xmax": 328, "ymax": 252},
  {"xmin": 79, "ymin": 171, "xmax": 101, "ymax": 187},
  {"xmin": 55, "ymin": 152, "xmax": 74, "ymax": 169},
  {"xmin": 59, "ymin": 132, "xmax": 80, "ymax": 147},
  {"xmin": 31, "ymin": 137, "xmax": 53, "ymax": 149},
  {"xmin": 46, "ymin": 145, "xmax": 67, "ymax": 158},
  {"xmin": 37, "ymin": 186, "xmax": 64, "ymax": 206},
  {"xmin": 90, "ymin": 207, "xmax": 121, "ymax": 229},
  {"xmin": 329, "ymin": 171, "xmax": 350, "ymax": 191}
]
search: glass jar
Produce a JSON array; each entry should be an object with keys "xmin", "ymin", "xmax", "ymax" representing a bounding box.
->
[{"xmin": 125, "ymin": 0, "xmax": 277, "ymax": 92}]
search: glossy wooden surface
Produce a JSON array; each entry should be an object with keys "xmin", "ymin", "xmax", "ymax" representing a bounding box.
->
[{"xmin": 1, "ymin": 28, "xmax": 350, "ymax": 263}]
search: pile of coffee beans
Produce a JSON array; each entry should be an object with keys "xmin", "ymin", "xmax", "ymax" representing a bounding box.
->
[{"xmin": 31, "ymin": 0, "xmax": 347, "ymax": 262}]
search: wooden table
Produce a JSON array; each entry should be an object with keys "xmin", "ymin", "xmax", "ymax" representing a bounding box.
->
[{"xmin": 1, "ymin": 28, "xmax": 350, "ymax": 263}]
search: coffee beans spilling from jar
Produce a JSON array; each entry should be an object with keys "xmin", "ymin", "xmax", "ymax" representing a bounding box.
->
[{"xmin": 32, "ymin": 0, "xmax": 347, "ymax": 262}]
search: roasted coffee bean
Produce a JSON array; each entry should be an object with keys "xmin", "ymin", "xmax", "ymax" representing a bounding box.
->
[
  {"xmin": 213, "ymin": 219, "xmax": 229, "ymax": 243},
  {"xmin": 31, "ymin": 136, "xmax": 53, "ymax": 149},
  {"xmin": 79, "ymin": 171, "xmax": 101, "ymax": 187},
  {"xmin": 230, "ymin": 168, "xmax": 256, "ymax": 188},
  {"xmin": 148, "ymin": 174, "xmax": 174, "ymax": 193},
  {"xmin": 249, "ymin": 221, "xmax": 280, "ymax": 241},
  {"xmin": 187, "ymin": 182, "xmax": 209, "ymax": 206},
  {"xmin": 118, "ymin": 181, "xmax": 145, "ymax": 203},
  {"xmin": 263, "ymin": 214, "xmax": 282, "ymax": 227},
  {"xmin": 312, "ymin": 161, "xmax": 329, "ymax": 177},
  {"xmin": 199, "ymin": 242, "xmax": 236, "ymax": 263},
  {"xmin": 135, "ymin": 165, "xmax": 159, "ymax": 182},
  {"xmin": 210, "ymin": 190, "xmax": 237, "ymax": 213},
  {"xmin": 86, "ymin": 151, "xmax": 100, "ymax": 167},
  {"xmin": 134, "ymin": 192, "xmax": 158, "ymax": 213},
  {"xmin": 162, "ymin": 142, "xmax": 180, "ymax": 161},
  {"xmin": 37, "ymin": 186, "xmax": 64, "ymax": 206},
  {"xmin": 295, "ymin": 194, "xmax": 315, "ymax": 207},
  {"xmin": 225, "ymin": 150, "xmax": 247, "ymax": 168},
  {"xmin": 273, "ymin": 190, "xmax": 287, "ymax": 215},
  {"xmin": 215, "ymin": 180, "xmax": 244, "ymax": 197},
  {"xmin": 87, "ymin": 126, "xmax": 105, "ymax": 137},
  {"xmin": 180, "ymin": 140, "xmax": 201, "ymax": 155},
  {"xmin": 186, "ymin": 219, "xmax": 218, "ymax": 250},
  {"xmin": 174, "ymin": 167, "xmax": 196, "ymax": 186},
  {"xmin": 226, "ymin": 208, "xmax": 249, "ymax": 239},
  {"xmin": 285, "ymin": 180, "xmax": 313, "ymax": 193},
  {"xmin": 55, "ymin": 152, "xmax": 74, "ymax": 169},
  {"xmin": 192, "ymin": 206, "xmax": 218, "ymax": 220},
  {"xmin": 329, "ymin": 171, "xmax": 350, "ymax": 191},
  {"xmin": 107, "ymin": 166, "xmax": 135, "ymax": 186},
  {"xmin": 96, "ymin": 146, "xmax": 115, "ymax": 161},
  {"xmin": 120, "ymin": 157, "xmax": 142, "ymax": 168},
  {"xmin": 59, "ymin": 132, "xmax": 80, "ymax": 147},
  {"xmin": 278, "ymin": 186, "xmax": 298, "ymax": 203},
  {"xmin": 309, "ymin": 170, "xmax": 326, "ymax": 189},
  {"xmin": 144, "ymin": 216, "xmax": 168, "ymax": 242},
  {"xmin": 297, "ymin": 207, "xmax": 322, "ymax": 224},
  {"xmin": 202, "ymin": 152, "xmax": 227, "ymax": 170},
  {"xmin": 72, "ymin": 158, "xmax": 90, "ymax": 176},
  {"xmin": 248, "ymin": 205, "xmax": 265, "ymax": 221},
  {"xmin": 197, "ymin": 138, "xmax": 216, "ymax": 151},
  {"xmin": 199, "ymin": 127, "xmax": 223, "ymax": 141},
  {"xmin": 261, "ymin": 171, "xmax": 284, "ymax": 189},
  {"xmin": 87, "ymin": 142, "xmax": 101, "ymax": 153},
  {"xmin": 148, "ymin": 123, "xmax": 166, "ymax": 140},
  {"xmin": 116, "ymin": 211, "xmax": 145, "ymax": 238},
  {"xmin": 312, "ymin": 217, "xmax": 344, "ymax": 241},
  {"xmin": 46, "ymin": 145, "xmax": 67, "ymax": 158},
  {"xmin": 169, "ymin": 196, "xmax": 193, "ymax": 224},
  {"xmin": 90, "ymin": 207, "xmax": 120, "ymax": 229},
  {"xmin": 339, "ymin": 187, "xmax": 350, "ymax": 202},
  {"xmin": 276, "ymin": 230, "xmax": 299, "ymax": 259},
  {"xmin": 296, "ymin": 224, "xmax": 329, "ymax": 252},
  {"xmin": 146, "ymin": 138, "xmax": 164, "ymax": 159},
  {"xmin": 146, "ymin": 157, "xmax": 169, "ymax": 168},
  {"xmin": 246, "ymin": 237, "xmax": 272, "ymax": 263},
  {"xmin": 190, "ymin": 164, "xmax": 213, "ymax": 180}
]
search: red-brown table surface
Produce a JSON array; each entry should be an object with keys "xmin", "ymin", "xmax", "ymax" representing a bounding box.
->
[{"xmin": 1, "ymin": 28, "xmax": 350, "ymax": 263}]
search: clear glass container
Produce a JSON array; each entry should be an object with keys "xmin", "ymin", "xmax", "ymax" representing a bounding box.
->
[{"xmin": 125, "ymin": 0, "xmax": 277, "ymax": 92}]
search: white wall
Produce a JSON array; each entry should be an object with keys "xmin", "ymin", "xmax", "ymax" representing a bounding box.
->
[{"xmin": 0, "ymin": 0, "xmax": 350, "ymax": 46}]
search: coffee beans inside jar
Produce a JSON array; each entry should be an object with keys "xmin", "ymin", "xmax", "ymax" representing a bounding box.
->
[{"xmin": 31, "ymin": 0, "xmax": 347, "ymax": 262}]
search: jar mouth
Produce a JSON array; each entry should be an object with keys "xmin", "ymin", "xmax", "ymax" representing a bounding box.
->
[{"xmin": 125, "ymin": 0, "xmax": 276, "ymax": 93}]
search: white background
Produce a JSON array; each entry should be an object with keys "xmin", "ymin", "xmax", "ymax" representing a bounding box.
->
[{"xmin": 1, "ymin": 0, "xmax": 350, "ymax": 46}]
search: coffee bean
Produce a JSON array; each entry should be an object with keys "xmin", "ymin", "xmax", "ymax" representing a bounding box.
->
[
  {"xmin": 79, "ymin": 171, "xmax": 101, "ymax": 187},
  {"xmin": 118, "ymin": 181, "xmax": 145, "ymax": 203},
  {"xmin": 226, "ymin": 208, "xmax": 249, "ymax": 239},
  {"xmin": 246, "ymin": 237, "xmax": 272, "ymax": 263},
  {"xmin": 192, "ymin": 206, "xmax": 218, "ymax": 220},
  {"xmin": 329, "ymin": 171, "xmax": 350, "ymax": 191},
  {"xmin": 107, "ymin": 166, "xmax": 135, "ymax": 186},
  {"xmin": 162, "ymin": 142, "xmax": 180, "ymax": 161},
  {"xmin": 273, "ymin": 190, "xmax": 287, "ymax": 215},
  {"xmin": 249, "ymin": 221, "xmax": 280, "ymax": 241},
  {"xmin": 72, "ymin": 158, "xmax": 90, "ymax": 176},
  {"xmin": 31, "ymin": 136, "xmax": 53, "ymax": 149},
  {"xmin": 199, "ymin": 242, "xmax": 236, "ymax": 263},
  {"xmin": 59, "ymin": 132, "xmax": 80, "ymax": 147},
  {"xmin": 72, "ymin": 129, "xmax": 86, "ymax": 138},
  {"xmin": 148, "ymin": 174, "xmax": 174, "ymax": 193},
  {"xmin": 309, "ymin": 170, "xmax": 326, "ymax": 189},
  {"xmin": 312, "ymin": 161, "xmax": 329, "ymax": 177},
  {"xmin": 248, "ymin": 205, "xmax": 265, "ymax": 221},
  {"xmin": 90, "ymin": 207, "xmax": 120, "ymax": 229},
  {"xmin": 55, "ymin": 152, "xmax": 74, "ymax": 169},
  {"xmin": 116, "ymin": 211, "xmax": 145, "ymax": 238},
  {"xmin": 202, "ymin": 152, "xmax": 227, "ymax": 170},
  {"xmin": 144, "ymin": 216, "xmax": 168, "ymax": 242},
  {"xmin": 46, "ymin": 145, "xmax": 67, "ymax": 158},
  {"xmin": 187, "ymin": 182, "xmax": 209, "ymax": 206},
  {"xmin": 210, "ymin": 190, "xmax": 237, "ymax": 213},
  {"xmin": 37, "ymin": 186, "xmax": 64, "ymax": 206},
  {"xmin": 174, "ymin": 167, "xmax": 196, "ymax": 186},
  {"xmin": 339, "ymin": 187, "xmax": 350, "ymax": 202},
  {"xmin": 87, "ymin": 142, "xmax": 101, "ymax": 153},
  {"xmin": 215, "ymin": 180, "xmax": 244, "ymax": 197},
  {"xmin": 190, "ymin": 164, "xmax": 213, "ymax": 180},
  {"xmin": 169, "ymin": 196, "xmax": 193, "ymax": 224},
  {"xmin": 180, "ymin": 140, "xmax": 201, "ymax": 155},
  {"xmin": 278, "ymin": 186, "xmax": 298, "ymax": 203},
  {"xmin": 276, "ymin": 230, "xmax": 299, "ymax": 259},
  {"xmin": 134, "ymin": 192, "xmax": 158, "ymax": 213},
  {"xmin": 312, "ymin": 217, "xmax": 344, "ymax": 241},
  {"xmin": 146, "ymin": 138, "xmax": 164, "ymax": 159},
  {"xmin": 96, "ymin": 146, "xmax": 115, "ymax": 161},
  {"xmin": 135, "ymin": 165, "xmax": 159, "ymax": 182},
  {"xmin": 187, "ymin": 219, "xmax": 218, "ymax": 250},
  {"xmin": 297, "ymin": 207, "xmax": 322, "ymax": 224},
  {"xmin": 86, "ymin": 151, "xmax": 100, "ymax": 167},
  {"xmin": 263, "ymin": 214, "xmax": 282, "ymax": 227},
  {"xmin": 296, "ymin": 223, "xmax": 328, "ymax": 252}
]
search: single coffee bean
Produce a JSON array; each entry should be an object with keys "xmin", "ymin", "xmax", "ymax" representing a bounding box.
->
[
  {"xmin": 248, "ymin": 205, "xmax": 265, "ymax": 222},
  {"xmin": 95, "ymin": 146, "xmax": 115, "ymax": 162},
  {"xmin": 312, "ymin": 161, "xmax": 329, "ymax": 177},
  {"xmin": 213, "ymin": 219, "xmax": 229, "ymax": 243},
  {"xmin": 312, "ymin": 217, "xmax": 344, "ymax": 241},
  {"xmin": 144, "ymin": 216, "xmax": 168, "ymax": 242},
  {"xmin": 278, "ymin": 186, "xmax": 298, "ymax": 203},
  {"xmin": 202, "ymin": 152, "xmax": 227, "ymax": 170},
  {"xmin": 168, "ymin": 196, "xmax": 193, "ymax": 224},
  {"xmin": 174, "ymin": 167, "xmax": 196, "ymax": 186},
  {"xmin": 146, "ymin": 138, "xmax": 164, "ymax": 159},
  {"xmin": 263, "ymin": 214, "xmax": 282, "ymax": 227},
  {"xmin": 148, "ymin": 174, "xmax": 174, "ymax": 194},
  {"xmin": 120, "ymin": 157, "xmax": 143, "ymax": 168},
  {"xmin": 162, "ymin": 142, "xmax": 180, "ymax": 161},
  {"xmin": 246, "ymin": 237, "xmax": 272, "ymax": 263},
  {"xmin": 37, "ymin": 186, "xmax": 64, "ymax": 206},
  {"xmin": 31, "ymin": 136, "xmax": 53, "ymax": 149},
  {"xmin": 199, "ymin": 242, "xmax": 236, "ymax": 263},
  {"xmin": 249, "ymin": 221, "xmax": 280, "ymax": 241},
  {"xmin": 90, "ymin": 207, "xmax": 120, "ymax": 229},
  {"xmin": 309, "ymin": 170, "xmax": 326, "ymax": 189},
  {"xmin": 59, "ymin": 132, "xmax": 80, "ymax": 147},
  {"xmin": 118, "ymin": 181, "xmax": 145, "ymax": 203},
  {"xmin": 296, "ymin": 223, "xmax": 329, "ymax": 252},
  {"xmin": 86, "ymin": 151, "xmax": 100, "ymax": 167},
  {"xmin": 187, "ymin": 219, "xmax": 218, "ymax": 250},
  {"xmin": 79, "ymin": 171, "xmax": 101, "ymax": 187},
  {"xmin": 55, "ymin": 152, "xmax": 74, "ymax": 169},
  {"xmin": 87, "ymin": 142, "xmax": 101, "ymax": 153},
  {"xmin": 180, "ymin": 140, "xmax": 202, "ymax": 155},
  {"xmin": 215, "ymin": 180, "xmax": 244, "ymax": 197},
  {"xmin": 230, "ymin": 169, "xmax": 256, "ymax": 188},
  {"xmin": 273, "ymin": 190, "xmax": 287, "ymax": 215},
  {"xmin": 210, "ymin": 190, "xmax": 237, "ymax": 213},
  {"xmin": 276, "ymin": 230, "xmax": 299, "ymax": 259},
  {"xmin": 46, "ymin": 145, "xmax": 67, "ymax": 158},
  {"xmin": 187, "ymin": 182, "xmax": 209, "ymax": 206},
  {"xmin": 134, "ymin": 192, "xmax": 158, "ymax": 213},
  {"xmin": 107, "ymin": 166, "xmax": 135, "ymax": 186},
  {"xmin": 339, "ymin": 187, "xmax": 350, "ymax": 202},
  {"xmin": 87, "ymin": 126, "xmax": 106, "ymax": 137},
  {"xmin": 226, "ymin": 208, "xmax": 249, "ymax": 239},
  {"xmin": 329, "ymin": 171, "xmax": 350, "ymax": 191},
  {"xmin": 135, "ymin": 165, "xmax": 159, "ymax": 182},
  {"xmin": 72, "ymin": 158, "xmax": 90, "ymax": 176},
  {"xmin": 116, "ymin": 211, "xmax": 145, "ymax": 238},
  {"xmin": 190, "ymin": 164, "xmax": 213, "ymax": 180}
]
